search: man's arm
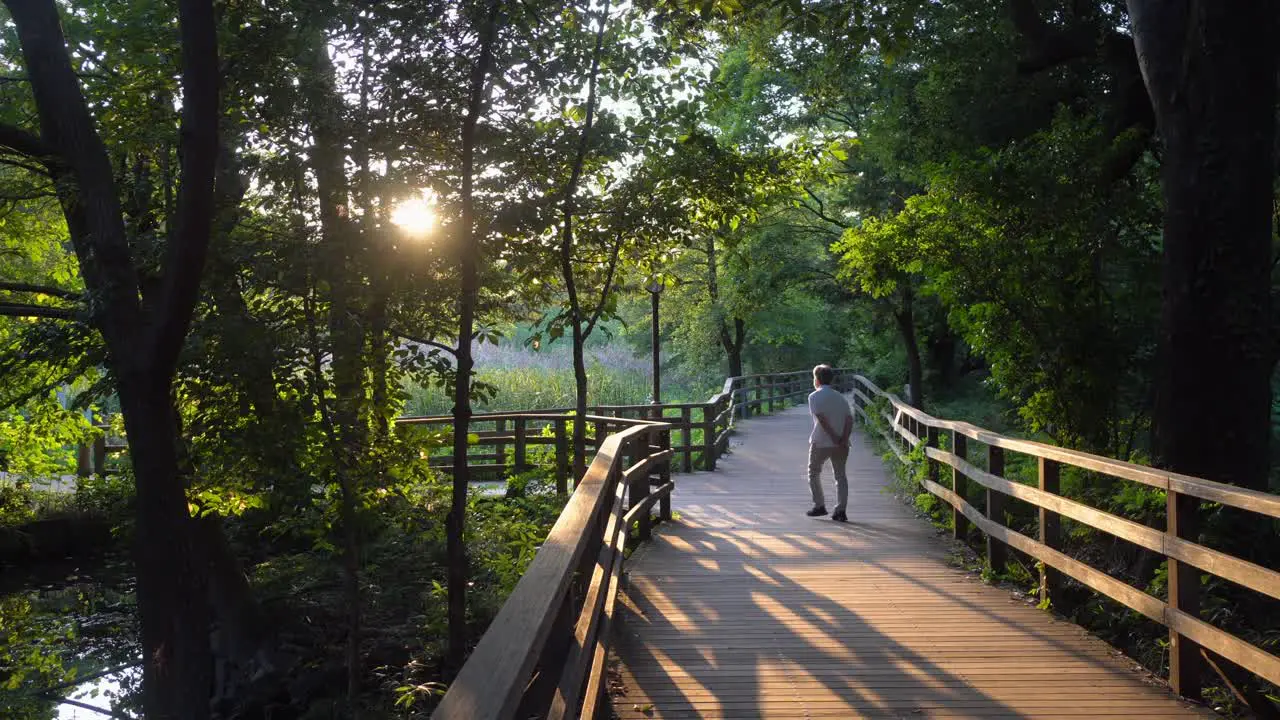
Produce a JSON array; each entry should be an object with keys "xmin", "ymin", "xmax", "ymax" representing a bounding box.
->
[
  {"xmin": 840, "ymin": 415, "xmax": 853, "ymax": 445},
  {"xmin": 816, "ymin": 413, "xmax": 844, "ymax": 446}
]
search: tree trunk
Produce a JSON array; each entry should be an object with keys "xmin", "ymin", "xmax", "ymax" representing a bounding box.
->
[
  {"xmin": 557, "ymin": 0, "xmax": 611, "ymax": 483},
  {"xmin": 722, "ymin": 318, "xmax": 745, "ymax": 378},
  {"xmin": 896, "ymin": 289, "xmax": 924, "ymax": 410},
  {"xmin": 1127, "ymin": 1, "xmax": 1274, "ymax": 491},
  {"xmin": 119, "ymin": 373, "xmax": 213, "ymax": 719},
  {"xmin": 705, "ymin": 233, "xmax": 746, "ymax": 377},
  {"xmin": 5, "ymin": 0, "xmax": 220, "ymax": 715},
  {"xmin": 927, "ymin": 314, "xmax": 957, "ymax": 391},
  {"xmin": 448, "ymin": 0, "xmax": 501, "ymax": 671},
  {"xmin": 571, "ymin": 316, "xmax": 589, "ymax": 480},
  {"xmin": 302, "ymin": 32, "xmax": 367, "ymax": 703}
]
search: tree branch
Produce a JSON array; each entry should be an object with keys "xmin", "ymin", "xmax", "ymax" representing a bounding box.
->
[
  {"xmin": 0, "ymin": 281, "xmax": 82, "ymax": 301},
  {"xmin": 0, "ymin": 121, "xmax": 54, "ymax": 160},
  {"xmin": 583, "ymin": 235, "xmax": 622, "ymax": 340},
  {"xmin": 1008, "ymin": 0, "xmax": 1093, "ymax": 74},
  {"xmin": 146, "ymin": 0, "xmax": 220, "ymax": 376},
  {"xmin": 393, "ymin": 328, "xmax": 458, "ymax": 357},
  {"xmin": 5, "ymin": 0, "xmax": 147, "ymax": 351},
  {"xmin": 798, "ymin": 187, "xmax": 849, "ymax": 229},
  {"xmin": 0, "ymin": 301, "xmax": 77, "ymax": 320}
]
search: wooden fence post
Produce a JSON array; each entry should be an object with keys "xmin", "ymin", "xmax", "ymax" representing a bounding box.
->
[
  {"xmin": 92, "ymin": 436, "xmax": 106, "ymax": 476},
  {"xmin": 680, "ymin": 407, "xmax": 693, "ymax": 473},
  {"xmin": 1168, "ymin": 488, "xmax": 1202, "ymax": 700},
  {"xmin": 986, "ymin": 445, "xmax": 1008, "ymax": 574},
  {"xmin": 926, "ymin": 426, "xmax": 938, "ymax": 491},
  {"xmin": 767, "ymin": 374, "xmax": 775, "ymax": 413},
  {"xmin": 952, "ymin": 432, "xmax": 968, "ymax": 541},
  {"xmin": 702, "ymin": 405, "xmax": 716, "ymax": 471},
  {"xmin": 1038, "ymin": 458, "xmax": 1067, "ymax": 609},
  {"xmin": 495, "ymin": 418, "xmax": 507, "ymax": 471},
  {"xmin": 76, "ymin": 443, "xmax": 92, "ymax": 479},
  {"xmin": 514, "ymin": 417, "xmax": 528, "ymax": 474},
  {"xmin": 555, "ymin": 418, "xmax": 569, "ymax": 493},
  {"xmin": 659, "ymin": 428, "xmax": 672, "ymax": 521},
  {"xmin": 628, "ymin": 435, "xmax": 652, "ymax": 542}
]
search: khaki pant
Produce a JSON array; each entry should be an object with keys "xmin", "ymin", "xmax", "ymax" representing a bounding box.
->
[{"xmin": 808, "ymin": 444, "xmax": 849, "ymax": 512}]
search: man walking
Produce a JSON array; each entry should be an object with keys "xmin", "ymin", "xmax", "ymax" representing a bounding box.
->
[{"xmin": 806, "ymin": 364, "xmax": 853, "ymax": 522}]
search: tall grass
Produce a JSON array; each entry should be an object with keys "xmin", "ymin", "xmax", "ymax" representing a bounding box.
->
[{"xmin": 403, "ymin": 342, "xmax": 718, "ymax": 415}]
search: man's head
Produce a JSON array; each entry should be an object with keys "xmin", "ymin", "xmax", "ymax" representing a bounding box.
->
[{"xmin": 813, "ymin": 364, "xmax": 835, "ymax": 388}]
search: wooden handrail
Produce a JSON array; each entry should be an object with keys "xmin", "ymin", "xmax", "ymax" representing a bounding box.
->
[
  {"xmin": 431, "ymin": 421, "xmax": 672, "ymax": 719},
  {"xmin": 850, "ymin": 373, "xmax": 1280, "ymax": 700}
]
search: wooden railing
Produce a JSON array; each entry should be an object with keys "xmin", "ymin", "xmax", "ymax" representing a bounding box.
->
[
  {"xmin": 850, "ymin": 374, "xmax": 1280, "ymax": 703},
  {"xmin": 397, "ymin": 367, "xmax": 858, "ymax": 487},
  {"xmin": 431, "ymin": 415, "xmax": 673, "ymax": 719}
]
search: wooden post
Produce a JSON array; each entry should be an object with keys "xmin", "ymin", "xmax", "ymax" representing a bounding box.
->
[
  {"xmin": 952, "ymin": 432, "xmax": 968, "ymax": 541},
  {"xmin": 925, "ymin": 425, "xmax": 938, "ymax": 492},
  {"xmin": 555, "ymin": 418, "xmax": 569, "ymax": 493},
  {"xmin": 1038, "ymin": 458, "xmax": 1066, "ymax": 609},
  {"xmin": 659, "ymin": 428, "xmax": 672, "ymax": 521},
  {"xmin": 628, "ymin": 435, "xmax": 652, "ymax": 542},
  {"xmin": 92, "ymin": 436, "xmax": 106, "ymax": 476},
  {"xmin": 720, "ymin": 397, "xmax": 731, "ymax": 455},
  {"xmin": 514, "ymin": 417, "xmax": 528, "ymax": 474},
  {"xmin": 1168, "ymin": 489, "xmax": 1202, "ymax": 700},
  {"xmin": 702, "ymin": 405, "xmax": 716, "ymax": 471},
  {"xmin": 495, "ymin": 418, "xmax": 507, "ymax": 471},
  {"xmin": 594, "ymin": 419, "xmax": 606, "ymax": 452},
  {"xmin": 986, "ymin": 445, "xmax": 1008, "ymax": 574},
  {"xmin": 742, "ymin": 378, "xmax": 752, "ymax": 419},
  {"xmin": 767, "ymin": 374, "xmax": 775, "ymax": 413},
  {"xmin": 76, "ymin": 443, "xmax": 92, "ymax": 479},
  {"xmin": 680, "ymin": 407, "xmax": 693, "ymax": 473}
]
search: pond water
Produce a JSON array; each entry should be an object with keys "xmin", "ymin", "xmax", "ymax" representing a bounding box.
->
[
  {"xmin": 0, "ymin": 556, "xmax": 140, "ymax": 719},
  {"xmin": 54, "ymin": 668, "xmax": 140, "ymax": 718}
]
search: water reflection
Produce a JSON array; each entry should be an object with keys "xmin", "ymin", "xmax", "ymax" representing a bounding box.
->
[
  {"xmin": 0, "ymin": 559, "xmax": 139, "ymax": 720},
  {"xmin": 55, "ymin": 667, "xmax": 140, "ymax": 719}
]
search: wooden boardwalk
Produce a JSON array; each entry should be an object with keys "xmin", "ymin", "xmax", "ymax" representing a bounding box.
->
[{"xmin": 609, "ymin": 406, "xmax": 1211, "ymax": 719}]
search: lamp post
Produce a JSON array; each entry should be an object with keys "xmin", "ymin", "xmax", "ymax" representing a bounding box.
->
[{"xmin": 647, "ymin": 280, "xmax": 665, "ymax": 414}]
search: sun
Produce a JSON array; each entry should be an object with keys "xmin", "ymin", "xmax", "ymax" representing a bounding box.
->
[{"xmin": 390, "ymin": 191, "xmax": 437, "ymax": 237}]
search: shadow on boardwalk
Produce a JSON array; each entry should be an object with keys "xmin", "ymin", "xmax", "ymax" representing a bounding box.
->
[{"xmin": 609, "ymin": 407, "xmax": 1209, "ymax": 719}]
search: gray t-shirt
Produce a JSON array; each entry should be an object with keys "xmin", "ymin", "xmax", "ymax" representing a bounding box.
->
[{"xmin": 808, "ymin": 385, "xmax": 853, "ymax": 448}]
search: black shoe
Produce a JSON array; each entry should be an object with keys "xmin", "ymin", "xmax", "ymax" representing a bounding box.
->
[
  {"xmin": 806, "ymin": 506, "xmax": 828, "ymax": 517},
  {"xmin": 831, "ymin": 510, "xmax": 848, "ymax": 523}
]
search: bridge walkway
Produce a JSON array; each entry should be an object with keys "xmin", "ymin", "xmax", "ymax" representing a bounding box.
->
[{"xmin": 609, "ymin": 406, "xmax": 1210, "ymax": 719}]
